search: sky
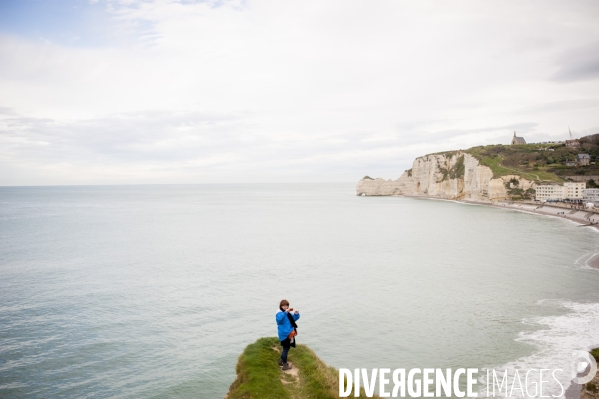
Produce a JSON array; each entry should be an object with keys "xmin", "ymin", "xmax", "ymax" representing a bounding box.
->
[{"xmin": 1, "ymin": 0, "xmax": 599, "ymax": 185}]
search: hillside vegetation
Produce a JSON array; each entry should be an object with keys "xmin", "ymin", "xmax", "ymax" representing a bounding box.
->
[
  {"xmin": 432, "ymin": 134, "xmax": 599, "ymax": 184},
  {"xmin": 226, "ymin": 337, "xmax": 378, "ymax": 399}
]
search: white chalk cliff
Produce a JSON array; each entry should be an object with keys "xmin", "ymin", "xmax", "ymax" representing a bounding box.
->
[{"xmin": 356, "ymin": 153, "xmax": 535, "ymax": 201}]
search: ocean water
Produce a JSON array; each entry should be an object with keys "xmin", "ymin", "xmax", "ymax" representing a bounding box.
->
[{"xmin": 0, "ymin": 184, "xmax": 598, "ymax": 398}]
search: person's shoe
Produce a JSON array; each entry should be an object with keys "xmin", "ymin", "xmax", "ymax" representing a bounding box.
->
[
  {"xmin": 282, "ymin": 363, "xmax": 292, "ymax": 371},
  {"xmin": 278, "ymin": 359, "xmax": 284, "ymax": 366}
]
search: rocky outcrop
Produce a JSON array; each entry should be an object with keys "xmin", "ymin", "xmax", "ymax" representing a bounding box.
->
[{"xmin": 356, "ymin": 152, "xmax": 535, "ymax": 201}]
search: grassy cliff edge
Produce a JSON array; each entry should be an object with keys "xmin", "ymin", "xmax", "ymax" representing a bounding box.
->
[
  {"xmin": 583, "ymin": 348, "xmax": 599, "ymax": 399},
  {"xmin": 424, "ymin": 134, "xmax": 599, "ymax": 184},
  {"xmin": 226, "ymin": 337, "xmax": 378, "ymax": 399},
  {"xmin": 227, "ymin": 341, "xmax": 599, "ymax": 398}
]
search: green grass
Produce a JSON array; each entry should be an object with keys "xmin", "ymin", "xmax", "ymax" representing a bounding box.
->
[
  {"xmin": 532, "ymin": 168, "xmax": 567, "ymax": 182},
  {"xmin": 227, "ymin": 337, "xmax": 378, "ymax": 399},
  {"xmin": 583, "ymin": 347, "xmax": 599, "ymax": 395},
  {"xmin": 425, "ymin": 140, "xmax": 599, "ymax": 183},
  {"xmin": 463, "ymin": 146, "xmax": 565, "ymax": 182},
  {"xmin": 427, "ymin": 146, "xmax": 562, "ymax": 182},
  {"xmin": 227, "ymin": 337, "xmax": 291, "ymax": 399},
  {"xmin": 478, "ymin": 156, "xmax": 515, "ymax": 178}
]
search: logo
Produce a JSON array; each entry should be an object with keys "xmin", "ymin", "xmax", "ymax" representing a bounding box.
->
[{"xmin": 572, "ymin": 350, "xmax": 597, "ymax": 384}]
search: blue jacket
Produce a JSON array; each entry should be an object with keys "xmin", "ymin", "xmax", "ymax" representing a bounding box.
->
[{"xmin": 276, "ymin": 311, "xmax": 300, "ymax": 341}]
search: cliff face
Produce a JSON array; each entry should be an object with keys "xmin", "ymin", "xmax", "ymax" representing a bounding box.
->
[{"xmin": 356, "ymin": 153, "xmax": 535, "ymax": 201}]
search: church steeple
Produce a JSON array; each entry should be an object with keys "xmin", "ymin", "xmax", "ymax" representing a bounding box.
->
[{"xmin": 511, "ymin": 131, "xmax": 526, "ymax": 145}]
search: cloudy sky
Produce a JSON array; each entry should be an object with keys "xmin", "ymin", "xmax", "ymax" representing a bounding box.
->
[{"xmin": 1, "ymin": 0, "xmax": 599, "ymax": 185}]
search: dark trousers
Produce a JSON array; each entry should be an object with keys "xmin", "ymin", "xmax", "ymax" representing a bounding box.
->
[{"xmin": 281, "ymin": 345, "xmax": 290, "ymax": 363}]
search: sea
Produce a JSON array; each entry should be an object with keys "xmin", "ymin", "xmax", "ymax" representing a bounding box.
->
[{"xmin": 1, "ymin": 183, "xmax": 598, "ymax": 398}]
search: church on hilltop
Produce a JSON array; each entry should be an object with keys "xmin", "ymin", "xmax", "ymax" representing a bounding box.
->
[{"xmin": 511, "ymin": 132, "xmax": 526, "ymax": 145}]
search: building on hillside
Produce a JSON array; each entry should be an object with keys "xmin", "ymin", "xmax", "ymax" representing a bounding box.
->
[
  {"xmin": 583, "ymin": 188, "xmax": 599, "ymax": 207},
  {"xmin": 564, "ymin": 182, "xmax": 585, "ymax": 199},
  {"xmin": 565, "ymin": 139, "xmax": 580, "ymax": 148},
  {"xmin": 535, "ymin": 182, "xmax": 586, "ymax": 201},
  {"xmin": 511, "ymin": 132, "xmax": 526, "ymax": 145},
  {"xmin": 564, "ymin": 160, "xmax": 577, "ymax": 167},
  {"xmin": 578, "ymin": 154, "xmax": 591, "ymax": 166}
]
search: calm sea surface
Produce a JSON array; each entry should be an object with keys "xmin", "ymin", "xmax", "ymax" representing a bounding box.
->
[{"xmin": 1, "ymin": 184, "xmax": 598, "ymax": 398}]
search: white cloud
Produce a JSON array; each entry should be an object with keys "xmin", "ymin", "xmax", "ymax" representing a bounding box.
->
[{"xmin": 1, "ymin": 0, "xmax": 599, "ymax": 184}]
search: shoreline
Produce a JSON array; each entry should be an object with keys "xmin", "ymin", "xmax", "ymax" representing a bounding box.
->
[
  {"xmin": 466, "ymin": 200, "xmax": 599, "ymax": 229},
  {"xmin": 461, "ymin": 199, "xmax": 599, "ymax": 397},
  {"xmin": 396, "ymin": 194, "xmax": 599, "ymax": 398}
]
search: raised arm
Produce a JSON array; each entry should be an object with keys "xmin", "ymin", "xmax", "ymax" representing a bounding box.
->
[{"xmin": 276, "ymin": 311, "xmax": 287, "ymax": 325}]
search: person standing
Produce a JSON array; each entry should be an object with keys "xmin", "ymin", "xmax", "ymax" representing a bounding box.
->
[{"xmin": 276, "ymin": 299, "xmax": 300, "ymax": 370}]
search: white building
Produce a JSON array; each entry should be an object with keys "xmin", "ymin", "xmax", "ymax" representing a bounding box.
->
[
  {"xmin": 564, "ymin": 182, "xmax": 585, "ymax": 199},
  {"xmin": 535, "ymin": 182, "xmax": 586, "ymax": 201},
  {"xmin": 583, "ymin": 189, "xmax": 599, "ymax": 207},
  {"xmin": 535, "ymin": 185, "xmax": 566, "ymax": 201}
]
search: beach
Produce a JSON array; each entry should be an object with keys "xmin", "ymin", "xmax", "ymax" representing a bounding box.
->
[
  {"xmin": 398, "ymin": 194, "xmax": 599, "ymax": 232},
  {"xmin": 486, "ymin": 201, "xmax": 599, "ymax": 228}
]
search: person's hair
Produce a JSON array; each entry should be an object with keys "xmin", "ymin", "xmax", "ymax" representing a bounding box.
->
[{"xmin": 279, "ymin": 299, "xmax": 289, "ymax": 311}]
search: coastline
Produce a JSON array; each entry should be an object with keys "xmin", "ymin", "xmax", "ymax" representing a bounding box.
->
[
  {"xmin": 395, "ymin": 194, "xmax": 599, "ymax": 399},
  {"xmin": 468, "ymin": 200, "xmax": 599, "ymax": 230},
  {"xmin": 451, "ymin": 197, "xmax": 599, "ymax": 398}
]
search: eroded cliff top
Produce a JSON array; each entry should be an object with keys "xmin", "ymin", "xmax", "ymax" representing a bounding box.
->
[
  {"xmin": 420, "ymin": 134, "xmax": 599, "ymax": 183},
  {"xmin": 226, "ymin": 337, "xmax": 379, "ymax": 399}
]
